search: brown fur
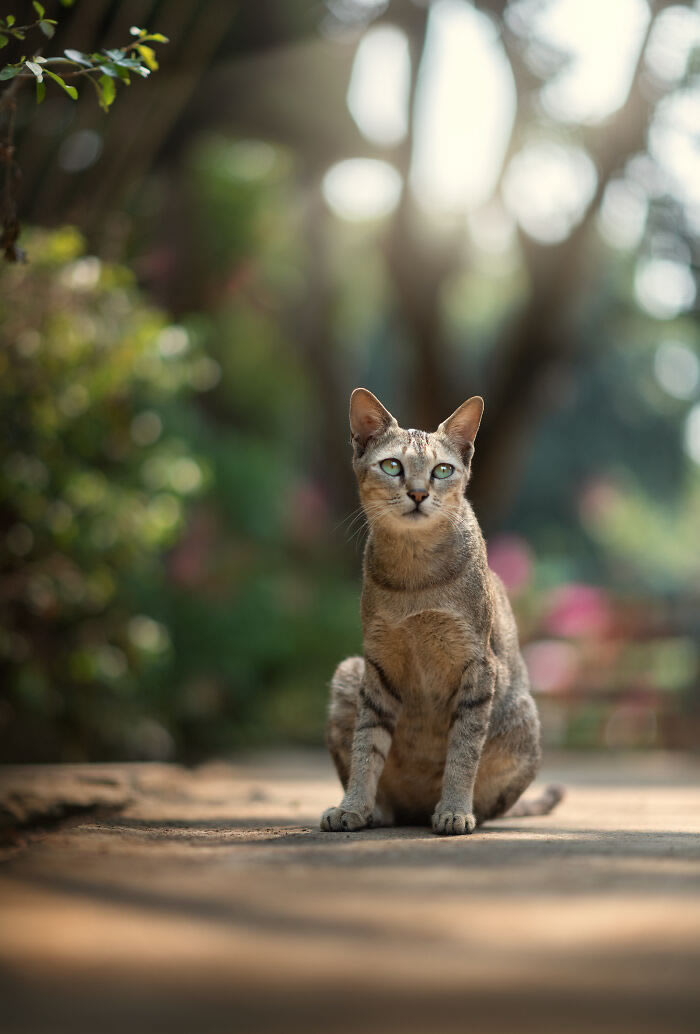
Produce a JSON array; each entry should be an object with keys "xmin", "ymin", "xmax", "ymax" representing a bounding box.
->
[{"xmin": 321, "ymin": 389, "xmax": 563, "ymax": 835}]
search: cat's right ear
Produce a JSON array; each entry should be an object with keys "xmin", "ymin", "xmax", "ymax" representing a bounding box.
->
[{"xmin": 349, "ymin": 388, "xmax": 396, "ymax": 455}]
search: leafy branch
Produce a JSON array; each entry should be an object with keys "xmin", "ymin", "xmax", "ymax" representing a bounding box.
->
[{"xmin": 0, "ymin": 6, "xmax": 168, "ymax": 260}]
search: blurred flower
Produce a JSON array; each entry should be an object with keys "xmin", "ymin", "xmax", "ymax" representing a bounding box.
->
[
  {"xmin": 604, "ymin": 703, "xmax": 657, "ymax": 749},
  {"xmin": 96, "ymin": 645, "xmax": 128, "ymax": 681},
  {"xmin": 487, "ymin": 534, "xmax": 533, "ymax": 593},
  {"xmin": 189, "ymin": 356, "xmax": 222, "ymax": 391},
  {"xmin": 126, "ymin": 718, "xmax": 175, "ymax": 761},
  {"xmin": 6, "ymin": 523, "xmax": 34, "ymax": 557},
  {"xmin": 285, "ymin": 481, "xmax": 329, "ymax": 544},
  {"xmin": 62, "ymin": 257, "xmax": 101, "ymax": 290},
  {"xmin": 130, "ymin": 410, "xmax": 162, "ymax": 446},
  {"xmin": 523, "ymin": 639, "xmax": 579, "ymax": 693},
  {"xmin": 157, "ymin": 325, "xmax": 189, "ymax": 358},
  {"xmin": 545, "ymin": 583, "xmax": 612, "ymax": 638},
  {"xmin": 128, "ymin": 615, "xmax": 170, "ymax": 654},
  {"xmin": 577, "ymin": 477, "xmax": 622, "ymax": 526},
  {"xmin": 170, "ymin": 458, "xmax": 203, "ymax": 494}
]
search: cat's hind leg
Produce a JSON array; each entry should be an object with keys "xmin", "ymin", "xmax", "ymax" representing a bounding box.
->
[{"xmin": 473, "ymin": 694, "xmax": 563, "ymax": 824}]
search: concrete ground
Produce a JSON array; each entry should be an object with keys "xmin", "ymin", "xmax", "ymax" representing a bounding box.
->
[{"xmin": 1, "ymin": 751, "xmax": 699, "ymax": 1034}]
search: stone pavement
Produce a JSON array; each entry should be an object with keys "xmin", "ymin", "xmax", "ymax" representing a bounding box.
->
[{"xmin": 1, "ymin": 751, "xmax": 698, "ymax": 1034}]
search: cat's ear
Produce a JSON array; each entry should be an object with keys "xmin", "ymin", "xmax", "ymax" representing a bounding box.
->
[
  {"xmin": 437, "ymin": 396, "xmax": 484, "ymax": 457},
  {"xmin": 349, "ymin": 388, "xmax": 396, "ymax": 453}
]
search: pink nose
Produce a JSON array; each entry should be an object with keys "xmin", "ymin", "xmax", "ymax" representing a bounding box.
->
[{"xmin": 407, "ymin": 489, "xmax": 429, "ymax": 505}]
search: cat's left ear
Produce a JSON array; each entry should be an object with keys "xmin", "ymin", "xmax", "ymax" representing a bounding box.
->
[{"xmin": 437, "ymin": 396, "xmax": 484, "ymax": 458}]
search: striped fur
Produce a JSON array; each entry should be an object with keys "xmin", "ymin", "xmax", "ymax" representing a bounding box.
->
[{"xmin": 321, "ymin": 390, "xmax": 563, "ymax": 836}]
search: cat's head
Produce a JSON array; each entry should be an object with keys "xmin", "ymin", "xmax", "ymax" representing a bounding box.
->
[{"xmin": 349, "ymin": 388, "xmax": 483, "ymax": 531}]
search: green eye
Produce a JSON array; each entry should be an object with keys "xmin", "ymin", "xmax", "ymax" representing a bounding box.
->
[
  {"xmin": 380, "ymin": 458, "xmax": 402, "ymax": 477},
  {"xmin": 433, "ymin": 463, "xmax": 454, "ymax": 479}
]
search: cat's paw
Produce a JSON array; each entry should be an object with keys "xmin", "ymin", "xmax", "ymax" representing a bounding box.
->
[
  {"xmin": 431, "ymin": 808, "xmax": 476, "ymax": 836},
  {"xmin": 320, "ymin": 806, "xmax": 369, "ymax": 832}
]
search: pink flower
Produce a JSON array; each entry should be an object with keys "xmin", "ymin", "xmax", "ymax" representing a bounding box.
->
[
  {"xmin": 487, "ymin": 535, "xmax": 533, "ymax": 593},
  {"xmin": 545, "ymin": 583, "xmax": 612, "ymax": 638},
  {"xmin": 523, "ymin": 639, "xmax": 578, "ymax": 693}
]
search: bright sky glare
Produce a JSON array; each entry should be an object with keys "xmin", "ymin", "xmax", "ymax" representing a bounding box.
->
[
  {"xmin": 333, "ymin": 0, "xmax": 692, "ymax": 243},
  {"xmin": 347, "ymin": 25, "xmax": 410, "ymax": 146},
  {"xmin": 531, "ymin": 0, "xmax": 650, "ymax": 124},
  {"xmin": 645, "ymin": 4, "xmax": 700, "ymax": 82},
  {"xmin": 410, "ymin": 0, "xmax": 516, "ymax": 212},
  {"xmin": 654, "ymin": 341, "xmax": 700, "ymax": 400},
  {"xmin": 597, "ymin": 179, "xmax": 648, "ymax": 250},
  {"xmin": 322, "ymin": 158, "xmax": 402, "ymax": 221},
  {"xmin": 503, "ymin": 140, "xmax": 597, "ymax": 244},
  {"xmin": 684, "ymin": 404, "xmax": 700, "ymax": 466},
  {"xmin": 635, "ymin": 258, "xmax": 697, "ymax": 320},
  {"xmin": 649, "ymin": 87, "xmax": 700, "ymax": 215}
]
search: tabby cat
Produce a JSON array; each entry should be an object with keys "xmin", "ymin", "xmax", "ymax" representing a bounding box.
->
[{"xmin": 321, "ymin": 388, "xmax": 563, "ymax": 835}]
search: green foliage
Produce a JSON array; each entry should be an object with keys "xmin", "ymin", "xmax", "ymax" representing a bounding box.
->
[
  {"xmin": 0, "ymin": 13, "xmax": 168, "ymax": 260},
  {"xmin": 0, "ymin": 229, "xmax": 204, "ymax": 760},
  {"xmin": 0, "ymin": 18, "xmax": 168, "ymax": 107},
  {"xmin": 0, "ymin": 221, "xmax": 363, "ymax": 761}
]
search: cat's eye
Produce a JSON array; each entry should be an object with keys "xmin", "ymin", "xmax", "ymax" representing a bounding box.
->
[
  {"xmin": 380, "ymin": 458, "xmax": 402, "ymax": 477},
  {"xmin": 432, "ymin": 463, "xmax": 454, "ymax": 479}
]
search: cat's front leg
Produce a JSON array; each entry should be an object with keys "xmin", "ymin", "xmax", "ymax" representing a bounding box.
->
[
  {"xmin": 432, "ymin": 656, "xmax": 495, "ymax": 836},
  {"xmin": 320, "ymin": 658, "xmax": 400, "ymax": 832}
]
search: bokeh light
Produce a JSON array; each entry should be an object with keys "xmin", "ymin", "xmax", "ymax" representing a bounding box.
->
[{"xmin": 322, "ymin": 158, "xmax": 402, "ymax": 220}]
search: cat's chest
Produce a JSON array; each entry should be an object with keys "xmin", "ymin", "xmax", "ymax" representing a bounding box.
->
[{"xmin": 366, "ymin": 608, "xmax": 480, "ymax": 698}]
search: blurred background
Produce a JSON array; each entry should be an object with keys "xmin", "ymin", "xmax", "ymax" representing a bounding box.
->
[{"xmin": 1, "ymin": 0, "xmax": 699, "ymax": 763}]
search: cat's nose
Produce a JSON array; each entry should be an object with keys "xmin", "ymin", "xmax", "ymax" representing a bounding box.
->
[{"xmin": 407, "ymin": 488, "xmax": 429, "ymax": 506}]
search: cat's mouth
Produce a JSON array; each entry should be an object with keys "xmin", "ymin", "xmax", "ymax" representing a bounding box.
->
[{"xmin": 404, "ymin": 507, "xmax": 428, "ymax": 518}]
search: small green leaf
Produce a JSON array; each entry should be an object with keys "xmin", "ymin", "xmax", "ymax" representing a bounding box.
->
[
  {"xmin": 103, "ymin": 50, "xmax": 148, "ymax": 70},
  {"xmin": 143, "ymin": 33, "xmax": 169, "ymax": 44},
  {"xmin": 0, "ymin": 65, "xmax": 21, "ymax": 80},
  {"xmin": 44, "ymin": 68, "xmax": 78, "ymax": 99},
  {"xmin": 6, "ymin": 15, "xmax": 15, "ymax": 27},
  {"xmin": 91, "ymin": 76, "xmax": 104, "ymax": 107},
  {"xmin": 39, "ymin": 20, "xmax": 54, "ymax": 38},
  {"xmin": 64, "ymin": 49, "xmax": 92, "ymax": 66},
  {"xmin": 98, "ymin": 73, "xmax": 115, "ymax": 110},
  {"xmin": 0, "ymin": 34, "xmax": 8, "ymax": 49},
  {"xmin": 33, "ymin": 1, "xmax": 45, "ymax": 17},
  {"xmin": 36, "ymin": 79, "xmax": 45, "ymax": 103},
  {"xmin": 136, "ymin": 44, "xmax": 158, "ymax": 71},
  {"xmin": 25, "ymin": 60, "xmax": 44, "ymax": 81}
]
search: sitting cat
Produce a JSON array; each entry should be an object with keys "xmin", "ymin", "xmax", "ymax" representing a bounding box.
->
[{"xmin": 321, "ymin": 388, "xmax": 563, "ymax": 836}]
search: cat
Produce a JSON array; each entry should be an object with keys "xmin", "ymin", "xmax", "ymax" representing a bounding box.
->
[{"xmin": 321, "ymin": 388, "xmax": 563, "ymax": 835}]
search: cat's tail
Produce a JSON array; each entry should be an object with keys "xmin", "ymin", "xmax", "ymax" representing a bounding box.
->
[{"xmin": 505, "ymin": 783, "xmax": 564, "ymax": 818}]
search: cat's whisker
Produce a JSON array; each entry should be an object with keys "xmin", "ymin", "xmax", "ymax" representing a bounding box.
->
[
  {"xmin": 333, "ymin": 505, "xmax": 368, "ymax": 535},
  {"xmin": 344, "ymin": 512, "xmax": 369, "ymax": 538}
]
